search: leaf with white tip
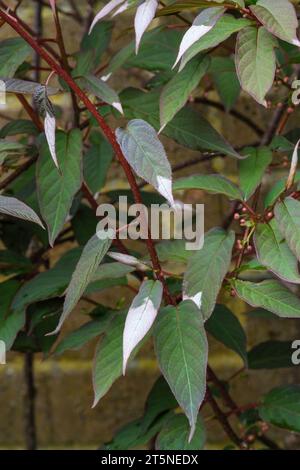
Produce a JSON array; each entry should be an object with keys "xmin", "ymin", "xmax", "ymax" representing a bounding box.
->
[
  {"xmin": 89, "ymin": 0, "xmax": 125, "ymax": 33},
  {"xmin": 173, "ymin": 7, "xmax": 225, "ymax": 68},
  {"xmin": 116, "ymin": 119, "xmax": 174, "ymax": 206},
  {"xmin": 123, "ymin": 280, "xmax": 163, "ymax": 374},
  {"xmin": 50, "ymin": 233, "xmax": 112, "ymax": 334},
  {"xmin": 78, "ymin": 74, "xmax": 123, "ymax": 114},
  {"xmin": 0, "ymin": 195, "xmax": 44, "ymax": 228},
  {"xmin": 286, "ymin": 139, "xmax": 300, "ymax": 191},
  {"xmin": 108, "ymin": 252, "xmax": 149, "ymax": 270},
  {"xmin": 235, "ymin": 26, "xmax": 277, "ymax": 106},
  {"xmin": 135, "ymin": 0, "xmax": 158, "ymax": 54},
  {"xmin": 183, "ymin": 228, "xmax": 235, "ymax": 320},
  {"xmin": 33, "ymin": 84, "xmax": 58, "ymax": 168},
  {"xmin": 274, "ymin": 197, "xmax": 300, "ymax": 262},
  {"xmin": 250, "ymin": 0, "xmax": 300, "ymax": 47},
  {"xmin": 1, "ymin": 78, "xmax": 58, "ymax": 96},
  {"xmin": 154, "ymin": 300, "xmax": 208, "ymax": 440}
]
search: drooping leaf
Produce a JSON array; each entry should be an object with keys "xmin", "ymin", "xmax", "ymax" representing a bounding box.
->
[
  {"xmin": 239, "ymin": 147, "xmax": 272, "ymax": 200},
  {"xmin": 0, "ymin": 37, "xmax": 32, "ymax": 77},
  {"xmin": 259, "ymin": 386, "xmax": 300, "ymax": 433},
  {"xmin": 37, "ymin": 130, "xmax": 82, "ymax": 246},
  {"xmin": 78, "ymin": 74, "xmax": 123, "ymax": 114},
  {"xmin": 173, "ymin": 6, "xmax": 225, "ymax": 68},
  {"xmin": 154, "ymin": 300, "xmax": 208, "ymax": 439},
  {"xmin": 156, "ymin": 414, "xmax": 206, "ymax": 451},
  {"xmin": 116, "ymin": 119, "xmax": 174, "ymax": 205},
  {"xmin": 180, "ymin": 15, "xmax": 252, "ymax": 71},
  {"xmin": 33, "ymin": 84, "xmax": 58, "ymax": 167},
  {"xmin": 205, "ymin": 304, "xmax": 247, "ymax": 365},
  {"xmin": 123, "ymin": 280, "xmax": 163, "ymax": 374},
  {"xmin": 160, "ymin": 55, "xmax": 210, "ymax": 130},
  {"xmin": 250, "ymin": 0, "xmax": 300, "ymax": 47},
  {"xmin": 183, "ymin": 228, "xmax": 235, "ymax": 320},
  {"xmin": 275, "ymin": 197, "xmax": 300, "ymax": 261},
  {"xmin": 174, "ymin": 174, "xmax": 242, "ymax": 200},
  {"xmin": 89, "ymin": 0, "xmax": 125, "ymax": 33},
  {"xmin": 233, "ymin": 279, "xmax": 300, "ymax": 318},
  {"xmin": 51, "ymin": 233, "xmax": 112, "ymax": 334},
  {"xmin": 248, "ymin": 341, "xmax": 296, "ymax": 370},
  {"xmin": 135, "ymin": 0, "xmax": 158, "ymax": 53},
  {"xmin": 120, "ymin": 87, "xmax": 242, "ymax": 158},
  {"xmin": 1, "ymin": 78, "xmax": 58, "ymax": 96},
  {"xmin": 0, "ymin": 195, "xmax": 44, "ymax": 228},
  {"xmin": 235, "ymin": 26, "xmax": 277, "ymax": 106},
  {"xmin": 254, "ymin": 219, "xmax": 300, "ymax": 284},
  {"xmin": 210, "ymin": 56, "xmax": 240, "ymax": 111}
]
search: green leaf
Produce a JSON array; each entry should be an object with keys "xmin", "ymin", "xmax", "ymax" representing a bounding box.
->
[
  {"xmin": 259, "ymin": 386, "xmax": 300, "ymax": 433},
  {"xmin": 0, "ymin": 195, "xmax": 44, "ymax": 228},
  {"xmin": 210, "ymin": 57, "xmax": 240, "ymax": 111},
  {"xmin": 248, "ymin": 341, "xmax": 296, "ymax": 369},
  {"xmin": 154, "ymin": 300, "xmax": 208, "ymax": 438},
  {"xmin": 264, "ymin": 174, "xmax": 300, "ymax": 208},
  {"xmin": 93, "ymin": 312, "xmax": 126, "ymax": 406},
  {"xmin": 156, "ymin": 414, "xmax": 206, "ymax": 450},
  {"xmin": 116, "ymin": 119, "xmax": 174, "ymax": 205},
  {"xmin": 239, "ymin": 147, "xmax": 272, "ymax": 200},
  {"xmin": 37, "ymin": 129, "xmax": 83, "ymax": 246},
  {"xmin": 0, "ymin": 280, "xmax": 24, "ymax": 350},
  {"xmin": 54, "ymin": 315, "xmax": 111, "ymax": 355},
  {"xmin": 235, "ymin": 27, "xmax": 277, "ymax": 106},
  {"xmin": 160, "ymin": 55, "xmax": 209, "ymax": 130},
  {"xmin": 174, "ymin": 174, "xmax": 242, "ymax": 200},
  {"xmin": 254, "ymin": 219, "xmax": 300, "ymax": 284},
  {"xmin": 233, "ymin": 279, "xmax": 300, "ymax": 318},
  {"xmin": 183, "ymin": 228, "xmax": 235, "ymax": 320},
  {"xmin": 78, "ymin": 74, "xmax": 123, "ymax": 114},
  {"xmin": 250, "ymin": 0, "xmax": 300, "ymax": 47},
  {"xmin": 0, "ymin": 37, "xmax": 32, "ymax": 77},
  {"xmin": 205, "ymin": 304, "xmax": 247, "ymax": 365},
  {"xmin": 12, "ymin": 248, "xmax": 82, "ymax": 312},
  {"xmin": 83, "ymin": 132, "xmax": 113, "ymax": 194},
  {"xmin": 180, "ymin": 15, "xmax": 252, "ymax": 71},
  {"xmin": 156, "ymin": 239, "xmax": 193, "ymax": 263},
  {"xmin": 0, "ymin": 119, "xmax": 39, "ymax": 138},
  {"xmin": 120, "ymin": 88, "xmax": 241, "ymax": 158},
  {"xmin": 53, "ymin": 233, "xmax": 112, "ymax": 334},
  {"xmin": 274, "ymin": 197, "xmax": 300, "ymax": 262}
]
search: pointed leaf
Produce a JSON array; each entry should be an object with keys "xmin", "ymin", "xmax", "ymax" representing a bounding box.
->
[
  {"xmin": 248, "ymin": 341, "xmax": 296, "ymax": 370},
  {"xmin": 79, "ymin": 74, "xmax": 123, "ymax": 114},
  {"xmin": 52, "ymin": 233, "xmax": 112, "ymax": 334},
  {"xmin": 233, "ymin": 279, "xmax": 300, "ymax": 318},
  {"xmin": 123, "ymin": 280, "xmax": 162, "ymax": 374},
  {"xmin": 183, "ymin": 228, "xmax": 235, "ymax": 320},
  {"xmin": 239, "ymin": 147, "xmax": 272, "ymax": 200},
  {"xmin": 89, "ymin": 0, "xmax": 125, "ymax": 33},
  {"xmin": 254, "ymin": 219, "xmax": 300, "ymax": 284},
  {"xmin": 180, "ymin": 16, "xmax": 251, "ymax": 71},
  {"xmin": 0, "ymin": 37, "xmax": 32, "ymax": 77},
  {"xmin": 0, "ymin": 195, "xmax": 44, "ymax": 228},
  {"xmin": 160, "ymin": 55, "xmax": 210, "ymax": 130},
  {"xmin": 250, "ymin": 0, "xmax": 300, "ymax": 47},
  {"xmin": 205, "ymin": 304, "xmax": 247, "ymax": 365},
  {"xmin": 259, "ymin": 386, "xmax": 300, "ymax": 433},
  {"xmin": 174, "ymin": 174, "xmax": 242, "ymax": 200},
  {"xmin": 135, "ymin": 0, "xmax": 158, "ymax": 53},
  {"xmin": 37, "ymin": 130, "xmax": 83, "ymax": 246},
  {"xmin": 154, "ymin": 300, "xmax": 208, "ymax": 439},
  {"xmin": 116, "ymin": 119, "xmax": 174, "ymax": 205},
  {"xmin": 274, "ymin": 197, "xmax": 300, "ymax": 261},
  {"xmin": 173, "ymin": 7, "xmax": 225, "ymax": 68},
  {"xmin": 235, "ymin": 27, "xmax": 277, "ymax": 106}
]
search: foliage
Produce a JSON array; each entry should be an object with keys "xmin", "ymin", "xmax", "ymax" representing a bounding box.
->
[{"xmin": 1, "ymin": 0, "xmax": 300, "ymax": 451}]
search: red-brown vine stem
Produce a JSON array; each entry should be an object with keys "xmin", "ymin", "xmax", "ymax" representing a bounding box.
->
[{"xmin": 0, "ymin": 7, "xmax": 175, "ymax": 305}]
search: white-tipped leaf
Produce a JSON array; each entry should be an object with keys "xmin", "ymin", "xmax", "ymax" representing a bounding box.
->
[
  {"xmin": 173, "ymin": 7, "xmax": 225, "ymax": 68},
  {"xmin": 0, "ymin": 195, "xmax": 45, "ymax": 228},
  {"xmin": 286, "ymin": 139, "xmax": 300, "ymax": 191},
  {"xmin": 116, "ymin": 119, "xmax": 174, "ymax": 206},
  {"xmin": 108, "ymin": 251, "xmax": 150, "ymax": 270},
  {"xmin": 89, "ymin": 0, "xmax": 125, "ymax": 33},
  {"xmin": 123, "ymin": 279, "xmax": 163, "ymax": 374},
  {"xmin": 134, "ymin": 0, "xmax": 158, "ymax": 54}
]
